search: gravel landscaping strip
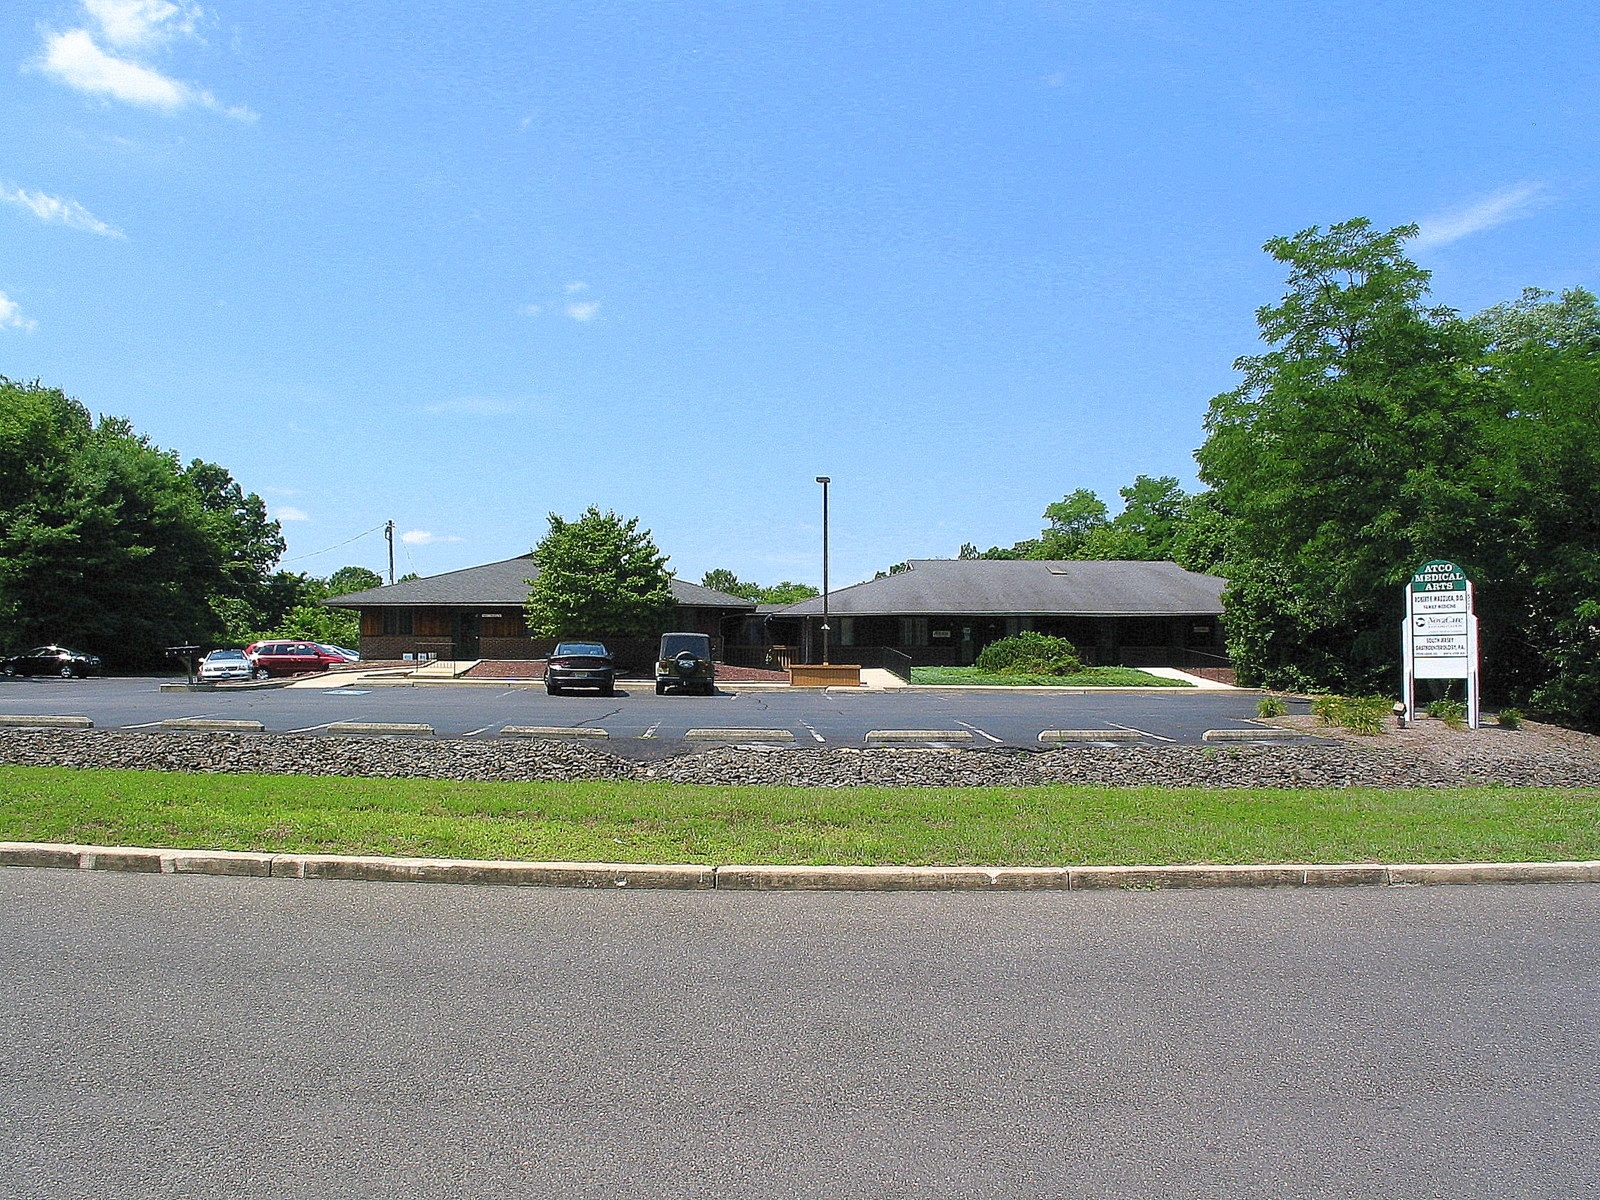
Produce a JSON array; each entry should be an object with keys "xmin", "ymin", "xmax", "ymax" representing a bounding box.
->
[{"xmin": 1, "ymin": 720, "xmax": 1598, "ymax": 787}]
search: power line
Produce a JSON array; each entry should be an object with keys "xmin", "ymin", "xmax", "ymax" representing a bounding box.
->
[{"xmin": 280, "ymin": 522, "xmax": 387, "ymax": 565}]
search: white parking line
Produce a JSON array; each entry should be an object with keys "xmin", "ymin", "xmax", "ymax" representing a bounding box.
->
[
  {"xmin": 799, "ymin": 720, "xmax": 826, "ymax": 744},
  {"xmin": 640, "ymin": 720, "xmax": 663, "ymax": 740},
  {"xmin": 1106, "ymin": 721, "xmax": 1174, "ymax": 743},
  {"xmin": 285, "ymin": 721, "xmax": 336, "ymax": 734},
  {"xmin": 956, "ymin": 720, "xmax": 1002, "ymax": 744},
  {"xmin": 123, "ymin": 716, "xmax": 215, "ymax": 729},
  {"xmin": 462, "ymin": 726, "xmax": 490, "ymax": 737}
]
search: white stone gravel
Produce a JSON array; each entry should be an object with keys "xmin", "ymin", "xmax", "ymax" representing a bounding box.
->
[{"xmin": 1, "ymin": 721, "xmax": 1597, "ymax": 788}]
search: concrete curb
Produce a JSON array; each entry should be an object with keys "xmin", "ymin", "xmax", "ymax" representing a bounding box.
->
[
  {"xmin": 501, "ymin": 726, "xmax": 610, "ymax": 739},
  {"xmin": 1039, "ymin": 729, "xmax": 1142, "ymax": 743},
  {"xmin": 866, "ymin": 729, "xmax": 974, "ymax": 742},
  {"xmin": 3, "ymin": 842, "xmax": 1596, "ymax": 892},
  {"xmin": 159, "ymin": 718, "xmax": 266, "ymax": 733},
  {"xmin": 684, "ymin": 728, "xmax": 795, "ymax": 742},
  {"xmin": 1204, "ymin": 727, "xmax": 1310, "ymax": 742},
  {"xmin": 0, "ymin": 715, "xmax": 93, "ymax": 729},
  {"xmin": 325, "ymin": 722, "xmax": 434, "ymax": 736}
]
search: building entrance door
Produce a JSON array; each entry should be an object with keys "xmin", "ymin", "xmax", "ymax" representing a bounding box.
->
[{"xmin": 453, "ymin": 612, "xmax": 481, "ymax": 660}]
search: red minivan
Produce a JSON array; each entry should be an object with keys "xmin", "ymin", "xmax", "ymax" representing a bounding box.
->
[{"xmin": 243, "ymin": 641, "xmax": 348, "ymax": 679}]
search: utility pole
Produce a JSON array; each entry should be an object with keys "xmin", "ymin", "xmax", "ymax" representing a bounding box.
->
[
  {"xmin": 816, "ymin": 476, "xmax": 831, "ymax": 665},
  {"xmin": 385, "ymin": 520, "xmax": 395, "ymax": 585}
]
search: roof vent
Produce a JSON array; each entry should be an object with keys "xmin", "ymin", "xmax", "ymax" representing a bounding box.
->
[{"xmin": 1045, "ymin": 564, "xmax": 1072, "ymax": 574}]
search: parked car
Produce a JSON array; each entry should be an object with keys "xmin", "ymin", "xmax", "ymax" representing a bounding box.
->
[
  {"xmin": 198, "ymin": 648, "xmax": 254, "ymax": 682},
  {"xmin": 0, "ymin": 645, "xmax": 102, "ymax": 678},
  {"xmin": 545, "ymin": 642, "xmax": 616, "ymax": 696},
  {"xmin": 655, "ymin": 633, "xmax": 715, "ymax": 695},
  {"xmin": 318, "ymin": 644, "xmax": 362, "ymax": 663},
  {"xmin": 243, "ymin": 640, "xmax": 349, "ymax": 679}
]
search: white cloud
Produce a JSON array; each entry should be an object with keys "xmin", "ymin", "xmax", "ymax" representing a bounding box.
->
[
  {"xmin": 84, "ymin": 0, "xmax": 201, "ymax": 48},
  {"xmin": 274, "ymin": 506, "xmax": 309, "ymax": 521},
  {"xmin": 37, "ymin": 2, "xmax": 256, "ymax": 120},
  {"xmin": 0, "ymin": 292, "xmax": 36, "ymax": 332},
  {"xmin": 1413, "ymin": 183, "xmax": 1547, "ymax": 250},
  {"xmin": 1, "ymin": 185, "xmax": 124, "ymax": 237},
  {"xmin": 565, "ymin": 301, "xmax": 600, "ymax": 322},
  {"xmin": 564, "ymin": 281, "xmax": 588, "ymax": 293},
  {"xmin": 401, "ymin": 530, "xmax": 462, "ymax": 545},
  {"xmin": 518, "ymin": 303, "xmax": 544, "ymax": 317},
  {"xmin": 422, "ymin": 396, "xmax": 518, "ymax": 416}
]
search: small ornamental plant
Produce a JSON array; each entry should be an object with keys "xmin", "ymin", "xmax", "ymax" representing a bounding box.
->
[
  {"xmin": 1309, "ymin": 694, "xmax": 1390, "ymax": 735},
  {"xmin": 974, "ymin": 631, "xmax": 1083, "ymax": 677},
  {"xmin": 1498, "ymin": 707, "xmax": 1524, "ymax": 730},
  {"xmin": 1429, "ymin": 698, "xmax": 1468, "ymax": 730},
  {"xmin": 1256, "ymin": 695, "xmax": 1288, "ymax": 718}
]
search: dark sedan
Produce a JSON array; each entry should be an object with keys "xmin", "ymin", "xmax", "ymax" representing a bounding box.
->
[
  {"xmin": 1, "ymin": 646, "xmax": 103, "ymax": 678},
  {"xmin": 545, "ymin": 642, "xmax": 616, "ymax": 696}
]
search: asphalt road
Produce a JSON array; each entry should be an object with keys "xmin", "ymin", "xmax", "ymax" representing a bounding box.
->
[
  {"xmin": 2, "ymin": 870, "xmax": 1596, "ymax": 1198},
  {"xmin": 0, "ymin": 675, "xmax": 1299, "ymax": 748}
]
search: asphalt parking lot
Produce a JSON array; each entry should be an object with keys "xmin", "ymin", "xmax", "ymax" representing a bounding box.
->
[{"xmin": 0, "ymin": 675, "xmax": 1303, "ymax": 749}]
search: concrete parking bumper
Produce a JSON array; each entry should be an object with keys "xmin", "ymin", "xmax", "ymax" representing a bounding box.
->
[{"xmin": 0, "ymin": 715, "xmax": 93, "ymax": 729}]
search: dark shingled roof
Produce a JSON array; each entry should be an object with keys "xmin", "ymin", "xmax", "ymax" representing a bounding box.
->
[
  {"xmin": 773, "ymin": 559, "xmax": 1224, "ymax": 618},
  {"xmin": 323, "ymin": 555, "xmax": 755, "ymax": 610}
]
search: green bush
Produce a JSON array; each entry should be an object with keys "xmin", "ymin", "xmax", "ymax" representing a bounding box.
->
[
  {"xmin": 1429, "ymin": 698, "xmax": 1467, "ymax": 730},
  {"xmin": 1498, "ymin": 707, "xmax": 1523, "ymax": 730},
  {"xmin": 974, "ymin": 632, "xmax": 1083, "ymax": 677},
  {"xmin": 1309, "ymin": 693, "xmax": 1390, "ymax": 735},
  {"xmin": 1256, "ymin": 695, "xmax": 1288, "ymax": 718}
]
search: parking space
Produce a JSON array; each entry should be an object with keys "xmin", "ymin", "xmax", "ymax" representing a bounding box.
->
[{"xmin": 0, "ymin": 675, "xmax": 1310, "ymax": 747}]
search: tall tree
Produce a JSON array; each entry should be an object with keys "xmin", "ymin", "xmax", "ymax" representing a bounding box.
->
[{"xmin": 525, "ymin": 507, "xmax": 676, "ymax": 638}]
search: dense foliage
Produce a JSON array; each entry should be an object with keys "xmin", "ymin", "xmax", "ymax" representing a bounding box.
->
[
  {"xmin": 1195, "ymin": 220, "xmax": 1600, "ymax": 725},
  {"xmin": 0, "ymin": 379, "xmax": 287, "ymax": 667},
  {"xmin": 973, "ymin": 631, "xmax": 1083, "ymax": 676},
  {"xmin": 525, "ymin": 507, "xmax": 676, "ymax": 638},
  {"xmin": 964, "ymin": 475, "xmax": 1212, "ymax": 566},
  {"xmin": 699, "ymin": 569, "xmax": 819, "ymax": 606}
]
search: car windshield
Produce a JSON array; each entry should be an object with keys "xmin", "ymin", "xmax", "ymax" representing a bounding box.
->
[
  {"xmin": 659, "ymin": 634, "xmax": 710, "ymax": 657},
  {"xmin": 554, "ymin": 643, "xmax": 608, "ymax": 657},
  {"xmin": 206, "ymin": 650, "xmax": 246, "ymax": 661}
]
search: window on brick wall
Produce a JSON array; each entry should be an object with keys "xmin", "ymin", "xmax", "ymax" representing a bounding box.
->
[{"xmin": 382, "ymin": 609, "xmax": 414, "ymax": 636}]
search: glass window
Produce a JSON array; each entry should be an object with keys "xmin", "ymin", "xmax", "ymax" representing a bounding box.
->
[
  {"xmin": 897, "ymin": 618, "xmax": 928, "ymax": 647},
  {"xmin": 382, "ymin": 609, "xmax": 413, "ymax": 636}
]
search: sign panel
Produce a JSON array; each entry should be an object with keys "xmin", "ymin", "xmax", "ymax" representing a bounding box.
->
[{"xmin": 1401, "ymin": 559, "xmax": 1479, "ymax": 728}]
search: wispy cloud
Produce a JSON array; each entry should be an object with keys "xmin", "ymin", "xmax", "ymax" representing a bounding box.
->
[
  {"xmin": 0, "ymin": 291, "xmax": 36, "ymax": 332},
  {"xmin": 1413, "ymin": 183, "xmax": 1547, "ymax": 250},
  {"xmin": 520, "ymin": 282, "xmax": 603, "ymax": 323},
  {"xmin": 1, "ymin": 185, "xmax": 124, "ymax": 237},
  {"xmin": 37, "ymin": 1, "xmax": 256, "ymax": 120},
  {"xmin": 564, "ymin": 281, "xmax": 588, "ymax": 294},
  {"xmin": 565, "ymin": 301, "xmax": 600, "ymax": 322},
  {"xmin": 273, "ymin": 506, "xmax": 309, "ymax": 521},
  {"xmin": 401, "ymin": 530, "xmax": 462, "ymax": 545},
  {"xmin": 422, "ymin": 396, "xmax": 518, "ymax": 416}
]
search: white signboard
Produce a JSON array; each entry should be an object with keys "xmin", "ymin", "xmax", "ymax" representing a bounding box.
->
[{"xmin": 1400, "ymin": 559, "xmax": 1479, "ymax": 728}]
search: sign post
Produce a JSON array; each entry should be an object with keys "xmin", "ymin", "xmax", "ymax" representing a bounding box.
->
[{"xmin": 1401, "ymin": 560, "xmax": 1479, "ymax": 729}]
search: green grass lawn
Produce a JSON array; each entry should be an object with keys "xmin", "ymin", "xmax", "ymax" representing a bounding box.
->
[
  {"xmin": 910, "ymin": 665, "xmax": 1192, "ymax": 687},
  {"xmin": 1, "ymin": 765, "xmax": 1596, "ymax": 866}
]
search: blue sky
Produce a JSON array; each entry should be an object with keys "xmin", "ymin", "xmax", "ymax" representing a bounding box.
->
[{"xmin": 3, "ymin": 1, "xmax": 1596, "ymax": 589}]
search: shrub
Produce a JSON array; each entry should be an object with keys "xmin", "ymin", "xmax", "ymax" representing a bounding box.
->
[
  {"xmin": 974, "ymin": 632, "xmax": 1082, "ymax": 676},
  {"xmin": 1309, "ymin": 693, "xmax": 1389, "ymax": 735},
  {"xmin": 1498, "ymin": 707, "xmax": 1523, "ymax": 730},
  {"xmin": 1256, "ymin": 695, "xmax": 1288, "ymax": 718},
  {"xmin": 1428, "ymin": 698, "xmax": 1467, "ymax": 730}
]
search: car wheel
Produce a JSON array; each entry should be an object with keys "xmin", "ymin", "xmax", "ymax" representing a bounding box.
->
[
  {"xmin": 655, "ymin": 680, "xmax": 668, "ymax": 696},
  {"xmin": 600, "ymin": 684, "xmax": 615, "ymax": 697},
  {"xmin": 59, "ymin": 665, "xmax": 75, "ymax": 678},
  {"xmin": 2, "ymin": 663, "xmax": 14, "ymax": 676},
  {"xmin": 253, "ymin": 667, "xmax": 270, "ymax": 680},
  {"xmin": 546, "ymin": 684, "xmax": 561, "ymax": 696},
  {"xmin": 701, "ymin": 682, "xmax": 715, "ymax": 695}
]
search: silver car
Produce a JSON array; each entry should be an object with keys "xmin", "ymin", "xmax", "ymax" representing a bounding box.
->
[{"xmin": 198, "ymin": 648, "xmax": 253, "ymax": 682}]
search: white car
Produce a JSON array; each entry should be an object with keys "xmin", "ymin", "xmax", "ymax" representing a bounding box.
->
[{"xmin": 198, "ymin": 648, "xmax": 253, "ymax": 681}]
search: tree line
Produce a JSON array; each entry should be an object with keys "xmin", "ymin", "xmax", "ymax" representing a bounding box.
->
[
  {"xmin": 936, "ymin": 220, "xmax": 1599, "ymax": 725},
  {"xmin": 0, "ymin": 379, "xmax": 380, "ymax": 666}
]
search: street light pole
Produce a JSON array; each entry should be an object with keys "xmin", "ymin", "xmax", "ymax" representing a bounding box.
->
[{"xmin": 816, "ymin": 476, "xmax": 831, "ymax": 665}]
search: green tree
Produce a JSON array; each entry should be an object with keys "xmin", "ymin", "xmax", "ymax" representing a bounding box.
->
[
  {"xmin": 326, "ymin": 565, "xmax": 384, "ymax": 596},
  {"xmin": 700, "ymin": 567, "xmax": 753, "ymax": 598},
  {"xmin": 0, "ymin": 379, "xmax": 285, "ymax": 666},
  {"xmin": 1195, "ymin": 219, "xmax": 1489, "ymax": 692},
  {"xmin": 525, "ymin": 507, "xmax": 676, "ymax": 638}
]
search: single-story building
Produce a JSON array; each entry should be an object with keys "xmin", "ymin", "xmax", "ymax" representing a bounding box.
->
[
  {"xmin": 324, "ymin": 555, "xmax": 754, "ymax": 662},
  {"xmin": 743, "ymin": 558, "xmax": 1227, "ymax": 669}
]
